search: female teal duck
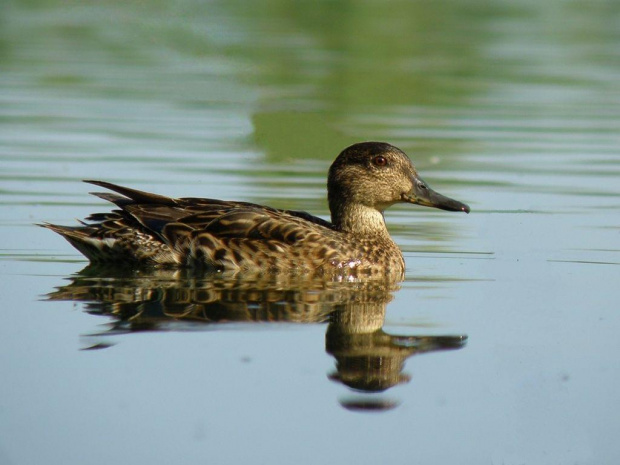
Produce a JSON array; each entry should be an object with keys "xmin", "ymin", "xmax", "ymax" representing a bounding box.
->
[{"xmin": 42, "ymin": 142, "xmax": 469, "ymax": 277}]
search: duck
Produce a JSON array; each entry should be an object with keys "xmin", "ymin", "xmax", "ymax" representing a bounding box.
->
[{"xmin": 41, "ymin": 142, "xmax": 469, "ymax": 278}]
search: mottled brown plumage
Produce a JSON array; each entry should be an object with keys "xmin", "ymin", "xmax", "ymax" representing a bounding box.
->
[{"xmin": 40, "ymin": 142, "xmax": 469, "ymax": 279}]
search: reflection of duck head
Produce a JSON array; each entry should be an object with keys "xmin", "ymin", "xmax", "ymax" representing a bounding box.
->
[{"xmin": 326, "ymin": 302, "xmax": 467, "ymax": 393}]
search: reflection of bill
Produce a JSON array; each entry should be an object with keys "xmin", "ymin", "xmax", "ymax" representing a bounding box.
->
[{"xmin": 46, "ymin": 265, "xmax": 466, "ymax": 410}]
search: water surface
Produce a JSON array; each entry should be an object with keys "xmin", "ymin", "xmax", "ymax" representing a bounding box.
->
[{"xmin": 1, "ymin": 0, "xmax": 619, "ymax": 464}]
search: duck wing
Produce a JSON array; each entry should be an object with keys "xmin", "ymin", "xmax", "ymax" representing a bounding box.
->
[{"xmin": 84, "ymin": 181, "xmax": 335, "ymax": 246}]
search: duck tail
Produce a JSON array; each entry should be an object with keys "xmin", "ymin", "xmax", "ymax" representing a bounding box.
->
[
  {"xmin": 37, "ymin": 223, "xmax": 117, "ymax": 263},
  {"xmin": 83, "ymin": 180, "xmax": 177, "ymax": 206}
]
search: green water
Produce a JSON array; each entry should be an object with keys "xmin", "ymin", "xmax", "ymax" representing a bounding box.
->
[{"xmin": 1, "ymin": 0, "xmax": 619, "ymax": 464}]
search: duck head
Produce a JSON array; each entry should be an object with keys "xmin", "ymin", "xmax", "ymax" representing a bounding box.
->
[{"xmin": 327, "ymin": 142, "xmax": 470, "ymax": 225}]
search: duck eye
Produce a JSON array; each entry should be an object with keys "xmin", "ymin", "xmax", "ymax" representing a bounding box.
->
[{"xmin": 373, "ymin": 156, "xmax": 387, "ymax": 167}]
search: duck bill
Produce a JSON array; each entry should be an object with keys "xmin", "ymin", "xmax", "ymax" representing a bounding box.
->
[{"xmin": 403, "ymin": 176, "xmax": 470, "ymax": 213}]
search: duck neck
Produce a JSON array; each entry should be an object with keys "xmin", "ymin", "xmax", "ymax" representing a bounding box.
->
[{"xmin": 331, "ymin": 203, "xmax": 392, "ymax": 238}]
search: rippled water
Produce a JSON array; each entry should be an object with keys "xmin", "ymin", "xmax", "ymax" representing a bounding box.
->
[{"xmin": 1, "ymin": 0, "xmax": 620, "ymax": 464}]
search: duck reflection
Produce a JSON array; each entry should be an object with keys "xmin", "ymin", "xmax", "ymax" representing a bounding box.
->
[{"xmin": 47, "ymin": 265, "xmax": 466, "ymax": 410}]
